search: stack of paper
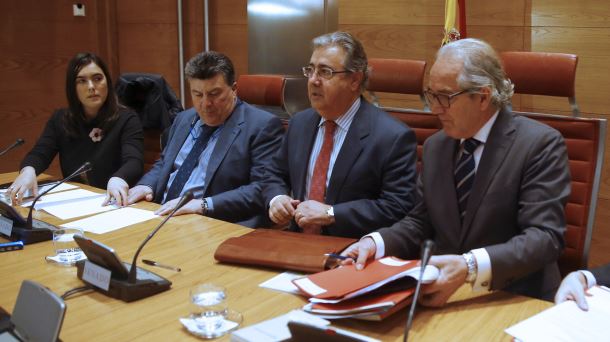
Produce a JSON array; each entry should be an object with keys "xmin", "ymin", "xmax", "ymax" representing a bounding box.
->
[
  {"xmin": 21, "ymin": 189, "xmax": 102, "ymax": 210},
  {"xmin": 61, "ymin": 207, "xmax": 159, "ymax": 234},
  {"xmin": 292, "ymin": 257, "xmax": 439, "ymax": 320},
  {"xmin": 505, "ymin": 286, "xmax": 610, "ymax": 341}
]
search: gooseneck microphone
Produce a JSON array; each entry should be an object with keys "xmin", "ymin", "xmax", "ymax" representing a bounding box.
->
[
  {"xmin": 404, "ymin": 239, "xmax": 435, "ymax": 342},
  {"xmin": 127, "ymin": 190, "xmax": 194, "ymax": 284},
  {"xmin": 26, "ymin": 161, "xmax": 92, "ymax": 228},
  {"xmin": 0, "ymin": 138, "xmax": 25, "ymax": 157}
]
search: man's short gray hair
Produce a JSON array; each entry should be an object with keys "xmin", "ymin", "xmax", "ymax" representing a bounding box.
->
[
  {"xmin": 437, "ymin": 38, "xmax": 514, "ymax": 108},
  {"xmin": 312, "ymin": 31, "xmax": 369, "ymax": 92}
]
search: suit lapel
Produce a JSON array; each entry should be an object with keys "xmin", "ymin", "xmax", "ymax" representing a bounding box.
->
[
  {"xmin": 325, "ymin": 104, "xmax": 369, "ymax": 204},
  {"xmin": 203, "ymin": 105, "xmax": 243, "ymax": 195},
  {"xmin": 293, "ymin": 112, "xmax": 321, "ymax": 199},
  {"xmin": 460, "ymin": 109, "xmax": 516, "ymax": 241},
  {"xmin": 163, "ymin": 110, "xmax": 196, "ymax": 181},
  {"xmin": 431, "ymin": 135, "xmax": 463, "ymax": 235}
]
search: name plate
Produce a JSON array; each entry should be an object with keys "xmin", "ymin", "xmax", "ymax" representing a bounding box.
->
[
  {"xmin": 83, "ymin": 260, "xmax": 112, "ymax": 291},
  {"xmin": 0, "ymin": 215, "xmax": 13, "ymax": 237}
]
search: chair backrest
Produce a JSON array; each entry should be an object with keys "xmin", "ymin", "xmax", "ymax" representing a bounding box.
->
[
  {"xmin": 500, "ymin": 51, "xmax": 580, "ymax": 117},
  {"xmin": 521, "ymin": 112, "xmax": 605, "ymax": 276},
  {"xmin": 367, "ymin": 58, "xmax": 427, "ymax": 109},
  {"xmin": 386, "ymin": 108, "xmax": 605, "ymax": 276},
  {"xmin": 236, "ymin": 74, "xmax": 286, "ymax": 108}
]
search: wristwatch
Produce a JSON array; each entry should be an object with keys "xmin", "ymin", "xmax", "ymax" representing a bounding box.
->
[
  {"xmin": 462, "ymin": 252, "xmax": 478, "ymax": 284},
  {"xmin": 200, "ymin": 198, "xmax": 209, "ymax": 216},
  {"xmin": 326, "ymin": 206, "xmax": 334, "ymax": 218}
]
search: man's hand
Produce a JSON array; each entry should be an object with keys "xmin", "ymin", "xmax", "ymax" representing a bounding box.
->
[
  {"xmin": 127, "ymin": 185, "xmax": 154, "ymax": 205},
  {"xmin": 340, "ymin": 237, "xmax": 377, "ymax": 270},
  {"xmin": 555, "ymin": 271, "xmax": 590, "ymax": 311},
  {"xmin": 8, "ymin": 166, "xmax": 37, "ymax": 205},
  {"xmin": 154, "ymin": 198, "xmax": 201, "ymax": 216},
  {"xmin": 419, "ymin": 255, "xmax": 468, "ymax": 307},
  {"xmin": 269, "ymin": 195, "xmax": 300, "ymax": 225},
  {"xmin": 294, "ymin": 200, "xmax": 334, "ymax": 230},
  {"xmin": 103, "ymin": 177, "xmax": 129, "ymax": 207}
]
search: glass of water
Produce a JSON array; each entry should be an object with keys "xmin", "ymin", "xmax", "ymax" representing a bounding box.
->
[
  {"xmin": 52, "ymin": 228, "xmax": 85, "ymax": 266},
  {"xmin": 190, "ymin": 283, "xmax": 228, "ymax": 336}
]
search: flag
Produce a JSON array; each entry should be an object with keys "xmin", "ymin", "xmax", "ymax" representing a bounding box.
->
[{"xmin": 442, "ymin": 0, "xmax": 467, "ymax": 45}]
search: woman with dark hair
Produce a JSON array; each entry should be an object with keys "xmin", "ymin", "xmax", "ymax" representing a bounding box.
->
[{"xmin": 8, "ymin": 52, "xmax": 144, "ymax": 206}]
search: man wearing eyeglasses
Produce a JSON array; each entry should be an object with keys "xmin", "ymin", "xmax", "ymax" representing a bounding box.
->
[
  {"xmin": 342, "ymin": 38, "xmax": 570, "ymax": 304},
  {"xmin": 263, "ymin": 31, "xmax": 417, "ymax": 238},
  {"xmin": 126, "ymin": 51, "xmax": 284, "ymax": 227}
]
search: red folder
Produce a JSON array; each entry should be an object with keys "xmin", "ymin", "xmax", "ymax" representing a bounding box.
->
[{"xmin": 292, "ymin": 257, "xmax": 420, "ymax": 300}]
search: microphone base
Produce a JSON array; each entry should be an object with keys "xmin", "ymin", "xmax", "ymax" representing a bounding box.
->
[
  {"xmin": 7, "ymin": 220, "xmax": 56, "ymax": 244},
  {"xmin": 75, "ymin": 260, "xmax": 172, "ymax": 302}
]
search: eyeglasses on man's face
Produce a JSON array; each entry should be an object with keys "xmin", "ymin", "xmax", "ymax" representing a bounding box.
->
[
  {"xmin": 302, "ymin": 66, "xmax": 350, "ymax": 80},
  {"xmin": 423, "ymin": 88, "xmax": 478, "ymax": 109}
]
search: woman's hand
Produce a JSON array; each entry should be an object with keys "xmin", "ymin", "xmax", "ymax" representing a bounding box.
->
[
  {"xmin": 8, "ymin": 166, "xmax": 38, "ymax": 205},
  {"xmin": 103, "ymin": 177, "xmax": 129, "ymax": 207}
]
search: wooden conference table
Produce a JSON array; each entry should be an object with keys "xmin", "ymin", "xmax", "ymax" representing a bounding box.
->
[{"xmin": 0, "ymin": 173, "xmax": 552, "ymax": 341}]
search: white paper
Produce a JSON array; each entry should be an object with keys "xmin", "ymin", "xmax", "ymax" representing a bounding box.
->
[
  {"xmin": 21, "ymin": 189, "xmax": 102, "ymax": 209},
  {"xmin": 505, "ymin": 286, "xmax": 610, "ymax": 341},
  {"xmin": 293, "ymin": 277, "xmax": 327, "ymax": 296},
  {"xmin": 43, "ymin": 196, "xmax": 119, "ymax": 220},
  {"xmin": 61, "ymin": 207, "xmax": 159, "ymax": 234},
  {"xmin": 259, "ymin": 272, "xmax": 304, "ymax": 295},
  {"xmin": 379, "ymin": 257, "xmax": 412, "ymax": 267},
  {"xmin": 0, "ymin": 182, "xmax": 78, "ymax": 196}
]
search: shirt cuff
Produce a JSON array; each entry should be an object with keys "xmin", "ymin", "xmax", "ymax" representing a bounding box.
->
[
  {"xmin": 205, "ymin": 197, "xmax": 214, "ymax": 215},
  {"xmin": 471, "ymin": 247, "xmax": 492, "ymax": 292},
  {"xmin": 364, "ymin": 232, "xmax": 385, "ymax": 260},
  {"xmin": 269, "ymin": 195, "xmax": 283, "ymax": 208},
  {"xmin": 580, "ymin": 270, "xmax": 597, "ymax": 289}
]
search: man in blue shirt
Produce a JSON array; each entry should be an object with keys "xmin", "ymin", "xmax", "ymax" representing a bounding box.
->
[{"xmin": 127, "ymin": 51, "xmax": 284, "ymax": 228}]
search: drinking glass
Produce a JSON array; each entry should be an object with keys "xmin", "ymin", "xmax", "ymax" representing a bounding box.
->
[
  {"xmin": 190, "ymin": 283, "xmax": 228, "ymax": 336},
  {"xmin": 52, "ymin": 228, "xmax": 85, "ymax": 266}
]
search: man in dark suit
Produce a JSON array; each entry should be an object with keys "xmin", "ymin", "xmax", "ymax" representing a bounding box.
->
[
  {"xmin": 342, "ymin": 38, "xmax": 571, "ymax": 303},
  {"xmin": 263, "ymin": 31, "xmax": 417, "ymax": 238},
  {"xmin": 555, "ymin": 263, "xmax": 610, "ymax": 310},
  {"xmin": 127, "ymin": 51, "xmax": 284, "ymax": 228}
]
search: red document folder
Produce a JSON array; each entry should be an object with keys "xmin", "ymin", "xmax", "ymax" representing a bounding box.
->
[{"xmin": 292, "ymin": 257, "xmax": 423, "ymax": 300}]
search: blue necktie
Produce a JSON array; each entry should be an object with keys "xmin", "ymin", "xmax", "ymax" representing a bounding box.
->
[
  {"xmin": 455, "ymin": 138, "xmax": 481, "ymax": 221},
  {"xmin": 165, "ymin": 125, "xmax": 218, "ymax": 201}
]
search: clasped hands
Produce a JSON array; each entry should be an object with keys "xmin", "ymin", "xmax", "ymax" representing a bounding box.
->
[
  {"xmin": 268, "ymin": 195, "xmax": 334, "ymax": 230},
  {"xmin": 340, "ymin": 237, "xmax": 469, "ymax": 307}
]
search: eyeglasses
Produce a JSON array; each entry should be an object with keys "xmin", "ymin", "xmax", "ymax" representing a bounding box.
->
[
  {"xmin": 302, "ymin": 66, "xmax": 350, "ymax": 80},
  {"xmin": 423, "ymin": 88, "xmax": 477, "ymax": 109}
]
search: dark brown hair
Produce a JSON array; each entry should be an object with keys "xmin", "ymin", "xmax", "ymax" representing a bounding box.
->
[{"xmin": 64, "ymin": 52, "xmax": 120, "ymax": 137}]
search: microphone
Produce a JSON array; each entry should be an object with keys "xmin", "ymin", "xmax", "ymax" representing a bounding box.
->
[
  {"xmin": 127, "ymin": 190, "xmax": 194, "ymax": 283},
  {"xmin": 25, "ymin": 162, "xmax": 92, "ymax": 229},
  {"xmin": 403, "ymin": 240, "xmax": 435, "ymax": 342},
  {"xmin": 0, "ymin": 138, "xmax": 25, "ymax": 157}
]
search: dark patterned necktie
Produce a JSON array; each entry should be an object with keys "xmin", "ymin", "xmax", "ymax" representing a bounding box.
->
[
  {"xmin": 455, "ymin": 138, "xmax": 481, "ymax": 221},
  {"xmin": 165, "ymin": 125, "xmax": 218, "ymax": 202}
]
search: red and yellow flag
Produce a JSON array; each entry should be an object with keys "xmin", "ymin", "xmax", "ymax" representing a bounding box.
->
[{"xmin": 442, "ymin": 0, "xmax": 467, "ymax": 45}]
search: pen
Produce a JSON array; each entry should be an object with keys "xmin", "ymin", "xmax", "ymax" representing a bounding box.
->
[
  {"xmin": 324, "ymin": 253, "xmax": 352, "ymax": 261},
  {"xmin": 142, "ymin": 259, "xmax": 181, "ymax": 272}
]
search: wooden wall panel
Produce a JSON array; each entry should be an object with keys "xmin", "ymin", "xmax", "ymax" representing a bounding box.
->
[
  {"xmin": 0, "ymin": 0, "xmax": 105, "ymax": 177},
  {"xmin": 532, "ymin": 0, "xmax": 610, "ymax": 27},
  {"xmin": 467, "ymin": 1, "xmax": 526, "ymax": 26},
  {"xmin": 208, "ymin": 0, "xmax": 248, "ymax": 77},
  {"xmin": 339, "ymin": 0, "xmax": 444, "ymax": 25}
]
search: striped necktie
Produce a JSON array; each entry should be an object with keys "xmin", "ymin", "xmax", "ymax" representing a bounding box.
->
[
  {"xmin": 165, "ymin": 125, "xmax": 218, "ymax": 202},
  {"xmin": 455, "ymin": 138, "xmax": 481, "ymax": 221}
]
